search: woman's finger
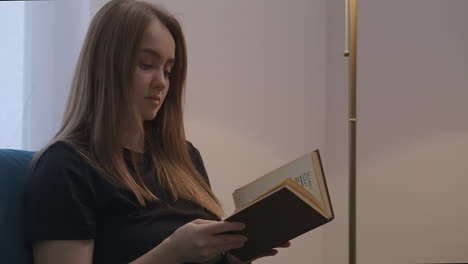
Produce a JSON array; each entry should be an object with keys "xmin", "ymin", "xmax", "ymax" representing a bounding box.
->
[
  {"xmin": 248, "ymin": 249, "xmax": 279, "ymax": 262},
  {"xmin": 192, "ymin": 219, "xmax": 217, "ymax": 225},
  {"xmin": 202, "ymin": 221, "xmax": 246, "ymax": 235},
  {"xmin": 277, "ymin": 241, "xmax": 291, "ymax": 248},
  {"xmin": 262, "ymin": 249, "xmax": 278, "ymax": 256},
  {"xmin": 211, "ymin": 233, "xmax": 248, "ymax": 246}
]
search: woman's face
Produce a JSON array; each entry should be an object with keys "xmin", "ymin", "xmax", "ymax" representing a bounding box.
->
[{"xmin": 131, "ymin": 18, "xmax": 175, "ymax": 121}]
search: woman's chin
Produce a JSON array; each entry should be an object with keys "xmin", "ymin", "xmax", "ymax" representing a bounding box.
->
[{"xmin": 141, "ymin": 111, "xmax": 158, "ymax": 121}]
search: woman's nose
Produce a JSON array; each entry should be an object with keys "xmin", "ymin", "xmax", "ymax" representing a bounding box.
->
[{"xmin": 152, "ymin": 70, "xmax": 167, "ymax": 90}]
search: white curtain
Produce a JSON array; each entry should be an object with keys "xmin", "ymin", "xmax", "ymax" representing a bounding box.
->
[
  {"xmin": 0, "ymin": 2, "xmax": 25, "ymax": 149},
  {"xmin": 0, "ymin": 0, "xmax": 91, "ymax": 151}
]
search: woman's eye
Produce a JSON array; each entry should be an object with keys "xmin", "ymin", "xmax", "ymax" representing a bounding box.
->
[{"xmin": 141, "ymin": 63, "xmax": 153, "ymax": 69}]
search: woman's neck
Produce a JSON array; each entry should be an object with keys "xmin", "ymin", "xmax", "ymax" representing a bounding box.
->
[
  {"xmin": 121, "ymin": 127, "xmax": 144, "ymax": 153},
  {"xmin": 120, "ymin": 112, "xmax": 146, "ymax": 153}
]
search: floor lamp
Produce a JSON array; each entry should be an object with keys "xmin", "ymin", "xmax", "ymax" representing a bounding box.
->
[{"xmin": 344, "ymin": 0, "xmax": 357, "ymax": 264}]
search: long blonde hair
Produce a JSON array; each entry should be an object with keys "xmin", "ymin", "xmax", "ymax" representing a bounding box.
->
[{"xmin": 33, "ymin": 0, "xmax": 224, "ymax": 218}]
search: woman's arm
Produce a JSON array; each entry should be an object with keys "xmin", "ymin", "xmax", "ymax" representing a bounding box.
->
[
  {"xmin": 129, "ymin": 237, "xmax": 180, "ymax": 264},
  {"xmin": 132, "ymin": 219, "xmax": 247, "ymax": 264},
  {"xmin": 32, "ymin": 240, "xmax": 94, "ymax": 264},
  {"xmin": 32, "ymin": 220, "xmax": 247, "ymax": 264},
  {"xmin": 33, "ymin": 239, "xmax": 181, "ymax": 264}
]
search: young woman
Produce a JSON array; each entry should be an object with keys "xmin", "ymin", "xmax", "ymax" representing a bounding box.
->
[{"xmin": 24, "ymin": 1, "xmax": 290, "ymax": 264}]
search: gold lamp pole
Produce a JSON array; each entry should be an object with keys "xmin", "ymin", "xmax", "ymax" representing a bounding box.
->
[{"xmin": 344, "ymin": 0, "xmax": 357, "ymax": 264}]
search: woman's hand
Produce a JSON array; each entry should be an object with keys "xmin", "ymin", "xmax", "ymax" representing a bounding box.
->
[
  {"xmin": 161, "ymin": 219, "xmax": 248, "ymax": 264},
  {"xmin": 226, "ymin": 241, "xmax": 292, "ymax": 263}
]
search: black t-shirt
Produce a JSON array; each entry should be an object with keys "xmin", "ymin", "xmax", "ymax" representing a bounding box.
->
[{"xmin": 24, "ymin": 141, "xmax": 228, "ymax": 264}]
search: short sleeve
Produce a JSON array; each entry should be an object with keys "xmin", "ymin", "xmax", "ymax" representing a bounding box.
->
[
  {"xmin": 187, "ymin": 141, "xmax": 211, "ymax": 188},
  {"xmin": 24, "ymin": 142, "xmax": 97, "ymax": 241}
]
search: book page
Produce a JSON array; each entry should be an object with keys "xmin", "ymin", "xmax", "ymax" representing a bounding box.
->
[
  {"xmin": 233, "ymin": 152, "xmax": 323, "ymax": 209},
  {"xmin": 292, "ymin": 170, "xmax": 322, "ymax": 204},
  {"xmin": 311, "ymin": 153, "xmax": 333, "ymax": 218}
]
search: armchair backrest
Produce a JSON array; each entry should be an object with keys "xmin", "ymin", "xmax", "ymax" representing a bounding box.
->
[{"xmin": 0, "ymin": 149, "xmax": 36, "ymax": 264}]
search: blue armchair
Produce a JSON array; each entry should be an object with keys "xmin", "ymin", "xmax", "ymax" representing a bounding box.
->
[{"xmin": 0, "ymin": 149, "xmax": 35, "ymax": 264}]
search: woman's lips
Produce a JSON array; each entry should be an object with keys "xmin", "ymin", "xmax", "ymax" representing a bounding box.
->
[{"xmin": 145, "ymin": 96, "xmax": 161, "ymax": 103}]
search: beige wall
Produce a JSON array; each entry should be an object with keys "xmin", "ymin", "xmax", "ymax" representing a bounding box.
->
[{"xmin": 325, "ymin": 0, "xmax": 468, "ymax": 263}]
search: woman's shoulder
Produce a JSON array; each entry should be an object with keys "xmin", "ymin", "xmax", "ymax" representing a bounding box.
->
[
  {"xmin": 186, "ymin": 139, "xmax": 195, "ymax": 149},
  {"xmin": 186, "ymin": 140, "xmax": 206, "ymax": 165},
  {"xmin": 186, "ymin": 140, "xmax": 201, "ymax": 157},
  {"xmin": 30, "ymin": 140, "xmax": 96, "ymax": 187},
  {"xmin": 41, "ymin": 140, "xmax": 83, "ymax": 156},
  {"xmin": 26, "ymin": 141, "xmax": 99, "ymax": 209},
  {"xmin": 25, "ymin": 141, "xmax": 98, "ymax": 241},
  {"xmin": 185, "ymin": 140, "xmax": 211, "ymax": 184},
  {"xmin": 35, "ymin": 141, "xmax": 89, "ymax": 169}
]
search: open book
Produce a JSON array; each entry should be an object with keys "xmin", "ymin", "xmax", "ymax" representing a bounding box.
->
[{"xmin": 222, "ymin": 150, "xmax": 334, "ymax": 262}]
